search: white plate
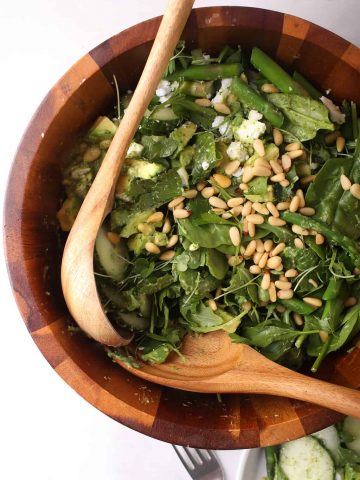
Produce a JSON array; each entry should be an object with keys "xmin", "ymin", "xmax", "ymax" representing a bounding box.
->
[{"xmin": 237, "ymin": 448, "xmax": 267, "ymax": 479}]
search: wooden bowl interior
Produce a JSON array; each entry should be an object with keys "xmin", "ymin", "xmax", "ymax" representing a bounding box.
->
[{"xmin": 4, "ymin": 7, "xmax": 360, "ymax": 449}]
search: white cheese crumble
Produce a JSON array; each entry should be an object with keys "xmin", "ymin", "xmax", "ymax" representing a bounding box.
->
[
  {"xmin": 201, "ymin": 161, "xmax": 210, "ymax": 170},
  {"xmin": 211, "ymin": 115, "xmax": 232, "ymax": 139},
  {"xmin": 234, "ymin": 110, "xmax": 266, "ymax": 143},
  {"xmin": 248, "ymin": 110, "xmax": 263, "ymax": 121},
  {"xmin": 211, "ymin": 78, "xmax": 233, "ymax": 105},
  {"xmin": 170, "ymin": 81, "xmax": 179, "ymax": 91},
  {"xmin": 226, "ymin": 142, "xmax": 249, "ymax": 163},
  {"xmin": 126, "ymin": 141, "xmax": 144, "ymax": 159},
  {"xmin": 156, "ymin": 79, "xmax": 172, "ymax": 103}
]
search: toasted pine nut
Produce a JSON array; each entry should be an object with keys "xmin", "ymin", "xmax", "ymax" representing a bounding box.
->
[
  {"xmin": 147, "ymin": 211, "xmax": 164, "ymax": 223},
  {"xmin": 196, "ymin": 181, "xmax": 207, "ymax": 191},
  {"xmin": 250, "ymin": 264, "xmax": 262, "ymax": 274},
  {"xmin": 280, "ymin": 179, "xmax": 290, "ymax": 187},
  {"xmin": 138, "ymin": 223, "xmax": 154, "ymax": 234},
  {"xmin": 159, "ymin": 250, "xmax": 176, "ymax": 261},
  {"xmin": 295, "ymin": 189, "xmax": 305, "ymax": 208},
  {"xmin": 325, "ymin": 130, "xmax": 340, "ymax": 145},
  {"xmin": 195, "ymin": 98, "xmax": 211, "ymax": 107},
  {"xmin": 295, "ymin": 238, "xmax": 304, "ymax": 249},
  {"xmin": 229, "ymin": 206, "xmax": 243, "ymax": 217},
  {"xmin": 240, "ymin": 183, "xmax": 249, "ymax": 191},
  {"xmin": 303, "ymin": 297, "xmax": 323, "ymax": 308},
  {"xmin": 276, "ymin": 201, "xmax": 290, "ymax": 211},
  {"xmin": 285, "ymin": 142, "xmax": 302, "ymax": 152},
  {"xmin": 242, "ymin": 201, "xmax": 253, "ymax": 217},
  {"xmin": 168, "ymin": 196, "xmax": 185, "ymax": 209},
  {"xmin": 212, "ymin": 208, "xmax": 225, "ymax": 215},
  {"xmin": 261, "ymin": 271, "xmax": 271, "ymax": 290},
  {"xmin": 167, "ymin": 234, "xmax": 179, "ymax": 248},
  {"xmin": 277, "ymin": 289, "xmax": 294, "ymax": 299},
  {"xmin": 209, "ymin": 196, "xmax": 228, "ymax": 209},
  {"xmin": 227, "ymin": 197, "xmax": 245, "ymax": 208},
  {"xmin": 252, "ymin": 202, "xmax": 269, "ymax": 215},
  {"xmin": 261, "ymin": 83, "xmax": 279, "ymax": 93},
  {"xmin": 254, "ymin": 158, "xmax": 271, "ymax": 169},
  {"xmin": 264, "ymin": 239, "xmax": 274, "ymax": 252},
  {"xmin": 252, "ymin": 166, "xmax": 272, "ymax": 177},
  {"xmin": 271, "ymin": 173, "xmax": 286, "ymax": 183},
  {"xmin": 308, "ymin": 279, "xmax": 318, "ymax": 288},
  {"xmin": 293, "ymin": 313, "xmax": 303, "ymax": 326},
  {"xmin": 229, "ymin": 226, "xmax": 241, "ymax": 246},
  {"xmin": 244, "ymin": 239, "xmax": 257, "ymax": 257},
  {"xmin": 175, "ymin": 201, "xmax": 184, "ymax": 210},
  {"xmin": 208, "ymin": 298, "xmax": 217, "ymax": 311},
  {"xmin": 275, "ymin": 280, "xmax": 292, "ymax": 290},
  {"xmin": 287, "ymin": 149, "xmax": 303, "ymax": 160},
  {"xmin": 281, "ymin": 154, "xmax": 292, "ymax": 172},
  {"xmin": 201, "ymin": 186, "xmax": 215, "ymax": 198},
  {"xmin": 270, "ymin": 242, "xmax": 286, "ymax": 257},
  {"xmin": 248, "ymin": 222, "xmax": 256, "ymax": 237},
  {"xmin": 228, "ymin": 255, "xmax": 243, "ymax": 266},
  {"xmin": 300, "ymin": 175, "xmax": 316, "ymax": 186},
  {"xmin": 292, "ymin": 224, "xmax": 305, "ymax": 236},
  {"xmin": 256, "ymin": 239, "xmax": 265, "ymax": 253},
  {"xmin": 242, "ymin": 166, "xmax": 254, "ymax": 184},
  {"xmin": 83, "ymin": 146, "xmax": 101, "ymax": 162},
  {"xmin": 253, "ymin": 251, "xmax": 263, "ymax": 264},
  {"xmin": 270, "ymin": 159, "xmax": 283, "ymax": 174},
  {"xmin": 298, "ymin": 207, "xmax": 315, "ymax": 216},
  {"xmin": 336, "ymin": 135, "xmax": 346, "ymax": 153},
  {"xmin": 183, "ymin": 189, "xmax": 198, "ymax": 199},
  {"xmin": 253, "ymin": 138, "xmax": 265, "ymax": 157},
  {"xmin": 289, "ymin": 195, "xmax": 300, "ymax": 212},
  {"xmin": 145, "ymin": 242, "xmax": 160, "ymax": 254},
  {"xmin": 354, "ymin": 267, "xmax": 360, "ymax": 275},
  {"xmin": 162, "ymin": 218, "xmax": 171, "ymax": 234},
  {"xmin": 222, "ymin": 212, "xmax": 232, "ymax": 219},
  {"xmin": 340, "ymin": 174, "xmax": 352, "ymax": 191},
  {"xmin": 319, "ymin": 330, "xmax": 329, "ymax": 343},
  {"xmin": 107, "ymin": 232, "xmax": 120, "ymax": 245},
  {"xmin": 273, "ymin": 128, "xmax": 283, "ymax": 146},
  {"xmin": 269, "ymin": 282, "xmax": 277, "ymax": 302},
  {"xmin": 214, "ymin": 102, "xmax": 231, "ymax": 115},
  {"xmin": 285, "ymin": 269, "xmax": 298, "ymax": 278},
  {"xmin": 225, "ymin": 160, "xmax": 241, "ymax": 176},
  {"xmin": 276, "ymin": 304, "xmax": 286, "ymax": 313},
  {"xmin": 243, "ymin": 300, "xmax": 252, "ymax": 311},
  {"xmin": 350, "ymin": 183, "xmax": 360, "ymax": 200},
  {"xmin": 259, "ymin": 252, "xmax": 270, "ymax": 269},
  {"xmin": 266, "ymin": 202, "xmax": 279, "ymax": 218},
  {"xmin": 268, "ymin": 216, "xmax": 286, "ymax": 227},
  {"xmin": 173, "ymin": 209, "xmax": 191, "ymax": 219},
  {"xmin": 246, "ymin": 214, "xmax": 264, "ymax": 225},
  {"xmin": 344, "ymin": 297, "xmax": 357, "ymax": 307},
  {"xmin": 212, "ymin": 173, "xmax": 231, "ymax": 188},
  {"xmin": 243, "ymin": 218, "xmax": 249, "ymax": 234},
  {"xmin": 267, "ymin": 256, "xmax": 282, "ymax": 269}
]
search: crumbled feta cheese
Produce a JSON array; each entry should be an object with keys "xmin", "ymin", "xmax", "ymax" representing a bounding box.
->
[
  {"xmin": 203, "ymin": 54, "xmax": 210, "ymax": 61},
  {"xmin": 201, "ymin": 161, "xmax": 210, "ymax": 170},
  {"xmin": 170, "ymin": 81, "xmax": 179, "ymax": 91},
  {"xmin": 232, "ymin": 166, "xmax": 244, "ymax": 178},
  {"xmin": 211, "ymin": 78, "xmax": 233, "ymax": 105},
  {"xmin": 212, "ymin": 115, "xmax": 232, "ymax": 139},
  {"xmin": 320, "ymin": 96, "xmax": 346, "ymax": 124},
  {"xmin": 126, "ymin": 141, "xmax": 144, "ymax": 159},
  {"xmin": 156, "ymin": 80, "xmax": 172, "ymax": 103},
  {"xmin": 226, "ymin": 142, "xmax": 249, "ymax": 163},
  {"xmin": 248, "ymin": 110, "xmax": 263, "ymax": 122},
  {"xmin": 234, "ymin": 117, "xmax": 266, "ymax": 143},
  {"xmin": 177, "ymin": 167, "xmax": 189, "ymax": 187},
  {"xmin": 212, "ymin": 115, "xmax": 225, "ymax": 128},
  {"xmin": 158, "ymin": 94, "xmax": 172, "ymax": 103},
  {"xmin": 189, "ymin": 243, "xmax": 200, "ymax": 251}
]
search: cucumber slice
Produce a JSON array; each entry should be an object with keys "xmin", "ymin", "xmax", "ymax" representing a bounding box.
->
[
  {"xmin": 279, "ymin": 436, "xmax": 334, "ymax": 480},
  {"xmin": 150, "ymin": 107, "xmax": 178, "ymax": 121},
  {"xmin": 312, "ymin": 425, "xmax": 340, "ymax": 463},
  {"xmin": 344, "ymin": 417, "xmax": 360, "ymax": 454},
  {"xmin": 94, "ymin": 226, "xmax": 129, "ymax": 282}
]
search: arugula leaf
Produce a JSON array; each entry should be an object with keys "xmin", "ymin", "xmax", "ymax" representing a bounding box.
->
[
  {"xmin": 192, "ymin": 131, "xmax": 218, "ymax": 183},
  {"xmin": 268, "ymin": 93, "xmax": 334, "ymax": 141}
]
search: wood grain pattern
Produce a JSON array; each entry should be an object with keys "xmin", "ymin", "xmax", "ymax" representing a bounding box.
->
[{"xmin": 4, "ymin": 6, "xmax": 360, "ymax": 449}]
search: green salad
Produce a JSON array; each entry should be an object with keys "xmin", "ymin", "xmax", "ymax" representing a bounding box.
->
[{"xmin": 58, "ymin": 43, "xmax": 360, "ymax": 370}]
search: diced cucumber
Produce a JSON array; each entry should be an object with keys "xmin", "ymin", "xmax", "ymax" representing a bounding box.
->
[
  {"xmin": 312, "ymin": 425, "xmax": 340, "ymax": 463},
  {"xmin": 94, "ymin": 226, "xmax": 129, "ymax": 282},
  {"xmin": 344, "ymin": 417, "xmax": 360, "ymax": 454},
  {"xmin": 150, "ymin": 107, "xmax": 178, "ymax": 121},
  {"xmin": 279, "ymin": 436, "xmax": 334, "ymax": 480}
]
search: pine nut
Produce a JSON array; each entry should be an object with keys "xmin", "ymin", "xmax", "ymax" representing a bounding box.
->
[
  {"xmin": 285, "ymin": 269, "xmax": 298, "ymax": 278},
  {"xmin": 208, "ymin": 299, "xmax": 217, "ymax": 311},
  {"xmin": 315, "ymin": 233, "xmax": 325, "ymax": 245},
  {"xmin": 293, "ymin": 313, "xmax": 303, "ymax": 326},
  {"xmin": 265, "ymin": 202, "xmax": 279, "ymax": 218},
  {"xmin": 350, "ymin": 183, "xmax": 360, "ymax": 200},
  {"xmin": 183, "ymin": 189, "xmax": 198, "ymax": 199},
  {"xmin": 336, "ymin": 135, "xmax": 346, "ymax": 153},
  {"xmin": 243, "ymin": 218, "xmax": 249, "ymax": 234},
  {"xmin": 268, "ymin": 216, "xmax": 286, "ymax": 226},
  {"xmin": 280, "ymin": 179, "xmax": 290, "ymax": 187},
  {"xmin": 243, "ymin": 301, "xmax": 252, "ymax": 311},
  {"xmin": 277, "ymin": 289, "xmax": 294, "ymax": 299},
  {"xmin": 212, "ymin": 208, "xmax": 225, "ymax": 215},
  {"xmin": 340, "ymin": 174, "xmax": 352, "ymax": 191},
  {"xmin": 271, "ymin": 173, "xmax": 286, "ymax": 182},
  {"xmin": 229, "ymin": 226, "xmax": 241, "ymax": 246},
  {"xmin": 254, "ymin": 158, "xmax": 271, "ymax": 169},
  {"xmin": 354, "ymin": 268, "xmax": 360, "ymax": 275},
  {"xmin": 225, "ymin": 160, "xmax": 241, "ymax": 176},
  {"xmin": 299, "ymin": 207, "xmax": 315, "ymax": 216},
  {"xmin": 267, "ymin": 256, "xmax": 282, "ymax": 269},
  {"xmin": 276, "ymin": 304, "xmax": 286, "ymax": 313},
  {"xmin": 167, "ymin": 234, "xmax": 179, "ymax": 248},
  {"xmin": 259, "ymin": 252, "xmax": 269, "ymax": 269},
  {"xmin": 309, "ymin": 229, "xmax": 318, "ymax": 236},
  {"xmin": 325, "ymin": 130, "xmax": 340, "ymax": 145},
  {"xmin": 240, "ymin": 183, "xmax": 249, "ymax": 191},
  {"xmin": 214, "ymin": 102, "xmax": 231, "ymax": 115},
  {"xmin": 275, "ymin": 280, "xmax": 292, "ymax": 290},
  {"xmin": 99, "ymin": 139, "xmax": 111, "ymax": 150},
  {"xmin": 253, "ymin": 251, "xmax": 263, "ymax": 264},
  {"xmin": 252, "ymin": 202, "xmax": 269, "ymax": 215},
  {"xmin": 168, "ymin": 196, "xmax": 185, "ymax": 209},
  {"xmin": 147, "ymin": 211, "xmax": 164, "ymax": 223},
  {"xmin": 227, "ymin": 93, "xmax": 238, "ymax": 103},
  {"xmin": 261, "ymin": 83, "xmax": 279, "ymax": 93},
  {"xmin": 252, "ymin": 166, "xmax": 272, "ymax": 177},
  {"xmin": 138, "ymin": 223, "xmax": 154, "ymax": 234},
  {"xmin": 162, "ymin": 218, "xmax": 172, "ymax": 234},
  {"xmin": 201, "ymin": 186, "xmax": 215, "ymax": 198},
  {"xmin": 261, "ymin": 271, "xmax": 271, "ymax": 290},
  {"xmin": 145, "ymin": 242, "xmax": 160, "ymax": 254},
  {"xmin": 294, "ymin": 238, "xmax": 304, "ymax": 249},
  {"xmin": 289, "ymin": 196, "xmax": 300, "ymax": 212},
  {"xmin": 209, "ymin": 196, "xmax": 228, "ymax": 209},
  {"xmin": 227, "ymin": 197, "xmax": 245, "ymax": 208},
  {"xmin": 303, "ymin": 297, "xmax": 322, "ymax": 308},
  {"xmin": 107, "ymin": 232, "xmax": 120, "ymax": 245},
  {"xmin": 253, "ymin": 138, "xmax": 265, "ymax": 157},
  {"xmin": 242, "ymin": 166, "xmax": 254, "ymax": 184},
  {"xmin": 248, "ymin": 222, "xmax": 256, "ymax": 237},
  {"xmin": 173, "ymin": 209, "xmax": 191, "ymax": 219},
  {"xmin": 308, "ymin": 279, "xmax": 318, "ymax": 288},
  {"xmin": 159, "ymin": 250, "xmax": 175, "ymax": 261},
  {"xmin": 276, "ymin": 202, "xmax": 290, "ymax": 211},
  {"xmin": 270, "ymin": 242, "xmax": 286, "ymax": 257},
  {"xmin": 287, "ymin": 149, "xmax": 303, "ymax": 160},
  {"xmin": 300, "ymin": 175, "xmax": 316, "ymax": 186},
  {"xmin": 269, "ymin": 282, "xmax": 277, "ymax": 302},
  {"xmin": 281, "ymin": 154, "xmax": 292, "ymax": 172},
  {"xmin": 229, "ymin": 206, "xmax": 243, "ymax": 217},
  {"xmin": 228, "ymin": 255, "xmax": 242, "ymax": 266},
  {"xmin": 292, "ymin": 224, "xmax": 305, "ymax": 236},
  {"xmin": 244, "ymin": 239, "xmax": 257, "ymax": 257},
  {"xmin": 285, "ymin": 142, "xmax": 302, "ymax": 152},
  {"xmin": 256, "ymin": 239, "xmax": 265, "ymax": 253},
  {"xmin": 270, "ymin": 159, "xmax": 283, "ymax": 174},
  {"xmin": 344, "ymin": 297, "xmax": 357, "ymax": 307},
  {"xmin": 250, "ymin": 265, "xmax": 262, "ymax": 274},
  {"xmin": 319, "ymin": 330, "xmax": 329, "ymax": 343},
  {"xmin": 273, "ymin": 128, "xmax": 283, "ymax": 146},
  {"xmin": 264, "ymin": 239, "xmax": 274, "ymax": 252},
  {"xmin": 246, "ymin": 214, "xmax": 264, "ymax": 225},
  {"xmin": 83, "ymin": 146, "xmax": 101, "ymax": 162},
  {"xmin": 175, "ymin": 202, "xmax": 184, "ymax": 210},
  {"xmin": 212, "ymin": 173, "xmax": 231, "ymax": 188},
  {"xmin": 295, "ymin": 189, "xmax": 305, "ymax": 208},
  {"xmin": 195, "ymin": 98, "xmax": 211, "ymax": 107},
  {"xmin": 242, "ymin": 201, "xmax": 253, "ymax": 217},
  {"xmin": 222, "ymin": 212, "xmax": 233, "ymax": 219},
  {"xmin": 275, "ymin": 264, "xmax": 284, "ymax": 272},
  {"xmin": 196, "ymin": 181, "xmax": 207, "ymax": 191},
  {"xmin": 279, "ymin": 275, "xmax": 288, "ymax": 282}
]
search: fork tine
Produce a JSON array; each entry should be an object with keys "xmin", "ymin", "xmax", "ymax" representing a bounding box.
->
[
  {"xmin": 183, "ymin": 446, "xmax": 202, "ymax": 465},
  {"xmin": 194, "ymin": 448, "xmax": 209, "ymax": 461},
  {"xmin": 172, "ymin": 445, "xmax": 195, "ymax": 471}
]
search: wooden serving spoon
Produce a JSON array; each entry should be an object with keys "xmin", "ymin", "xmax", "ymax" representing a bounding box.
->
[
  {"xmin": 61, "ymin": 0, "xmax": 195, "ymax": 346},
  {"xmin": 114, "ymin": 330, "xmax": 360, "ymax": 418}
]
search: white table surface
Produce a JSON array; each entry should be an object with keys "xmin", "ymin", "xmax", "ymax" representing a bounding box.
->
[{"xmin": 0, "ymin": 1, "xmax": 359, "ymax": 479}]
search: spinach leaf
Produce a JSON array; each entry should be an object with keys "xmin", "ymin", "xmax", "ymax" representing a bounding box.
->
[
  {"xmin": 282, "ymin": 246, "xmax": 319, "ymax": 271},
  {"xmin": 257, "ymin": 223, "xmax": 294, "ymax": 244},
  {"xmin": 139, "ymin": 332, "xmax": 182, "ymax": 364},
  {"xmin": 178, "ymin": 219, "xmax": 232, "ymax": 248},
  {"xmin": 192, "ymin": 131, "xmax": 218, "ymax": 183},
  {"xmin": 178, "ymin": 269, "xmax": 220, "ymax": 298},
  {"xmin": 328, "ymin": 304, "xmax": 360, "ymax": 353},
  {"xmin": 182, "ymin": 303, "xmax": 243, "ymax": 333},
  {"xmin": 268, "ymin": 93, "xmax": 334, "ymax": 141},
  {"xmin": 205, "ymin": 248, "xmax": 228, "ymax": 280},
  {"xmin": 240, "ymin": 320, "xmax": 309, "ymax": 348},
  {"xmin": 141, "ymin": 135, "xmax": 178, "ymax": 161},
  {"xmin": 139, "ymin": 274, "xmax": 175, "ymax": 294},
  {"xmin": 244, "ymin": 177, "xmax": 271, "ymax": 203},
  {"xmin": 227, "ymin": 266, "xmax": 258, "ymax": 304},
  {"xmin": 137, "ymin": 169, "xmax": 182, "ymax": 210}
]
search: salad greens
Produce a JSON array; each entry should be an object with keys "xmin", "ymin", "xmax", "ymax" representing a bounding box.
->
[{"xmin": 58, "ymin": 44, "xmax": 360, "ymax": 370}]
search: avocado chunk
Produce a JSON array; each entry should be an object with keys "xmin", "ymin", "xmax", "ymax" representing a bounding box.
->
[
  {"xmin": 120, "ymin": 209, "xmax": 155, "ymax": 238},
  {"xmin": 170, "ymin": 121, "xmax": 197, "ymax": 153},
  {"xmin": 88, "ymin": 116, "xmax": 117, "ymax": 140}
]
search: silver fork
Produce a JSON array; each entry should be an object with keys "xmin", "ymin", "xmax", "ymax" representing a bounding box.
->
[{"xmin": 172, "ymin": 445, "xmax": 225, "ymax": 480}]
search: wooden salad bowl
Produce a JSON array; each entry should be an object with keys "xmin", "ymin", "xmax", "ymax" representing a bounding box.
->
[{"xmin": 4, "ymin": 7, "xmax": 360, "ymax": 449}]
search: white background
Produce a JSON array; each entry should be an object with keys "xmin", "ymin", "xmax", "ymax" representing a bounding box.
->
[{"xmin": 1, "ymin": 1, "xmax": 359, "ymax": 479}]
